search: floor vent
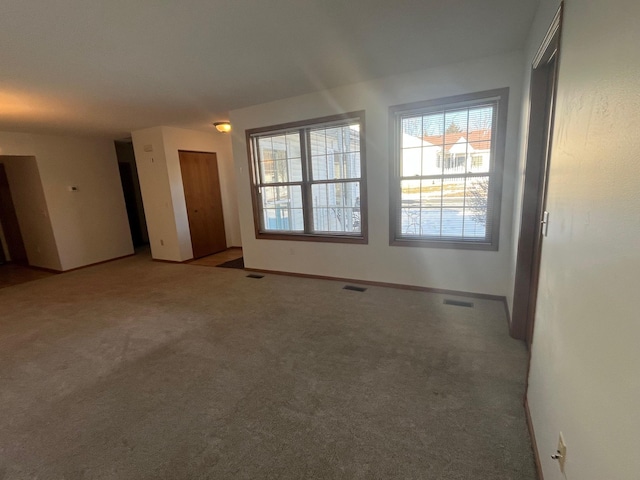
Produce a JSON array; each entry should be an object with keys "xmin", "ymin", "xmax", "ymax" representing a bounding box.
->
[
  {"xmin": 246, "ymin": 274, "xmax": 264, "ymax": 279},
  {"xmin": 343, "ymin": 285, "xmax": 367, "ymax": 292},
  {"xmin": 443, "ymin": 299, "xmax": 474, "ymax": 308}
]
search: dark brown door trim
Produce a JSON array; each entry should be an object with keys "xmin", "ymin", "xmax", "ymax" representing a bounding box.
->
[{"xmin": 511, "ymin": 4, "xmax": 563, "ymax": 345}]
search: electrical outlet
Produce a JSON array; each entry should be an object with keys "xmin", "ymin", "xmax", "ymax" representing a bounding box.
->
[{"xmin": 557, "ymin": 432, "xmax": 567, "ymax": 473}]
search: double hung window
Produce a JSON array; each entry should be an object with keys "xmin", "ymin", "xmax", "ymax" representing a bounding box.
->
[
  {"xmin": 389, "ymin": 89, "xmax": 508, "ymax": 250},
  {"xmin": 247, "ymin": 112, "xmax": 366, "ymax": 243}
]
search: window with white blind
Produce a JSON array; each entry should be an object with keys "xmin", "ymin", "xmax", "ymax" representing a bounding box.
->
[
  {"xmin": 246, "ymin": 112, "xmax": 367, "ymax": 243},
  {"xmin": 389, "ymin": 89, "xmax": 508, "ymax": 250}
]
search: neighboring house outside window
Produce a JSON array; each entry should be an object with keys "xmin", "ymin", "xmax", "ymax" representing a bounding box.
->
[
  {"xmin": 389, "ymin": 89, "xmax": 508, "ymax": 250},
  {"xmin": 246, "ymin": 112, "xmax": 367, "ymax": 243}
]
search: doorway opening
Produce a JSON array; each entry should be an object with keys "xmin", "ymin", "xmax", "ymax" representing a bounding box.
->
[
  {"xmin": 114, "ymin": 140, "xmax": 149, "ymax": 249},
  {"xmin": 0, "ymin": 162, "xmax": 28, "ymax": 265}
]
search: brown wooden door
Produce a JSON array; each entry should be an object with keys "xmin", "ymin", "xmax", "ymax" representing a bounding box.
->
[
  {"xmin": 0, "ymin": 163, "xmax": 28, "ymax": 264},
  {"xmin": 179, "ymin": 151, "xmax": 227, "ymax": 259}
]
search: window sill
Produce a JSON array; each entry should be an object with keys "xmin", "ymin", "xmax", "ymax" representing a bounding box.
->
[
  {"xmin": 256, "ymin": 232, "xmax": 368, "ymax": 245},
  {"xmin": 390, "ymin": 237, "xmax": 498, "ymax": 251}
]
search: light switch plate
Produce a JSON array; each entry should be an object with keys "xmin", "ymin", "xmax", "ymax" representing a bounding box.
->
[{"xmin": 557, "ymin": 432, "xmax": 567, "ymax": 473}]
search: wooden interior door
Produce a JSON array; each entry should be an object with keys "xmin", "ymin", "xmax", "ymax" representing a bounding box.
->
[
  {"xmin": 0, "ymin": 163, "xmax": 28, "ymax": 264},
  {"xmin": 179, "ymin": 151, "xmax": 227, "ymax": 259}
]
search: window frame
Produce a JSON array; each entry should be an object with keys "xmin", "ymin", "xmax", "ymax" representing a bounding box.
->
[
  {"xmin": 388, "ymin": 88, "xmax": 509, "ymax": 251},
  {"xmin": 246, "ymin": 111, "xmax": 367, "ymax": 244}
]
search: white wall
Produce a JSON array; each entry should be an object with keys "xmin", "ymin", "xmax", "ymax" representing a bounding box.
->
[
  {"xmin": 0, "ymin": 155, "xmax": 60, "ymax": 269},
  {"xmin": 525, "ymin": 0, "xmax": 640, "ymax": 478},
  {"xmin": 131, "ymin": 127, "xmax": 178, "ymax": 260},
  {"xmin": 230, "ymin": 51, "xmax": 524, "ymax": 296},
  {"xmin": 0, "ymin": 132, "xmax": 133, "ymax": 270},
  {"xmin": 132, "ymin": 126, "xmax": 240, "ymax": 262}
]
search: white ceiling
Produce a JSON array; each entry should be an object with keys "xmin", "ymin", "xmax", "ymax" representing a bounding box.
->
[{"xmin": 0, "ymin": 0, "xmax": 539, "ymax": 139}]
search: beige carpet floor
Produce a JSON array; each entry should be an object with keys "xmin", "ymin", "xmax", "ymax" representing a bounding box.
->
[
  {"xmin": 0, "ymin": 263, "xmax": 56, "ymax": 289},
  {"xmin": 0, "ymin": 252, "xmax": 536, "ymax": 479}
]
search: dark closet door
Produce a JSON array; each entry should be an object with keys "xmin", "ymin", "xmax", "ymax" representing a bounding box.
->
[{"xmin": 179, "ymin": 151, "xmax": 227, "ymax": 258}]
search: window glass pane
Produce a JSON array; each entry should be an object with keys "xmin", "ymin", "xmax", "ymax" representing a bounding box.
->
[
  {"xmin": 400, "ymin": 207, "xmax": 444, "ymax": 237},
  {"xmin": 468, "ymin": 106, "xmax": 493, "ymax": 132},
  {"xmin": 422, "ymin": 112, "xmax": 445, "ymax": 145},
  {"xmin": 401, "ymin": 118, "xmax": 421, "ymax": 149},
  {"xmin": 401, "ymin": 117, "xmax": 419, "ymax": 146},
  {"xmin": 401, "ymin": 143, "xmax": 442, "ymax": 177},
  {"xmin": 420, "ymin": 179, "xmax": 442, "ymax": 206},
  {"xmin": 401, "ymin": 147, "xmax": 422, "ymax": 177},
  {"xmin": 311, "ymin": 154, "xmax": 329, "ymax": 180},
  {"xmin": 310, "ymin": 129, "xmax": 326, "ymax": 156},
  {"xmin": 443, "ymin": 177, "xmax": 466, "ymax": 207},
  {"xmin": 420, "ymin": 208, "xmax": 443, "ymax": 236},
  {"xmin": 463, "ymin": 208, "xmax": 487, "ymax": 238},
  {"xmin": 444, "ymin": 108, "xmax": 468, "ymax": 144},
  {"xmin": 310, "ymin": 123, "xmax": 360, "ymax": 180},
  {"xmin": 401, "ymin": 179, "xmax": 421, "ymax": 209},
  {"xmin": 400, "ymin": 207, "xmax": 422, "ymax": 236},
  {"xmin": 258, "ymin": 134, "xmax": 302, "ymax": 184},
  {"xmin": 441, "ymin": 207, "xmax": 464, "ymax": 238},
  {"xmin": 399, "ymin": 172, "xmax": 492, "ymax": 239},
  {"xmin": 324, "ymin": 127, "xmax": 344, "ymax": 153},
  {"xmin": 286, "ymin": 132, "xmax": 301, "ymax": 158},
  {"xmin": 311, "ymin": 182, "xmax": 361, "ymax": 233},
  {"xmin": 260, "ymin": 185, "xmax": 303, "ymax": 231},
  {"xmin": 421, "ymin": 146, "xmax": 442, "ymax": 176},
  {"xmin": 466, "ymin": 176, "xmax": 490, "ymax": 233},
  {"xmin": 331, "ymin": 152, "xmax": 361, "ymax": 180},
  {"xmin": 468, "ymin": 141, "xmax": 491, "ymax": 173}
]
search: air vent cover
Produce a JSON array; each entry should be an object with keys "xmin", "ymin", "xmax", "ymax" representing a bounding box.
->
[
  {"xmin": 343, "ymin": 285, "xmax": 367, "ymax": 292},
  {"xmin": 246, "ymin": 274, "xmax": 264, "ymax": 279},
  {"xmin": 443, "ymin": 299, "xmax": 474, "ymax": 308}
]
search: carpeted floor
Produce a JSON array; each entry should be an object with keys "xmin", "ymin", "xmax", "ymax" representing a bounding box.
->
[
  {"xmin": 0, "ymin": 262, "xmax": 56, "ymax": 289},
  {"xmin": 0, "ymin": 252, "xmax": 536, "ymax": 479}
]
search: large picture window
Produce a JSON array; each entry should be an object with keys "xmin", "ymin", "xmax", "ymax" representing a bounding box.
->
[
  {"xmin": 389, "ymin": 89, "xmax": 508, "ymax": 250},
  {"xmin": 247, "ymin": 112, "xmax": 366, "ymax": 243}
]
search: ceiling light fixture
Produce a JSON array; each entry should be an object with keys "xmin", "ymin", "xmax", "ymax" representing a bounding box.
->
[{"xmin": 213, "ymin": 121, "xmax": 232, "ymax": 133}]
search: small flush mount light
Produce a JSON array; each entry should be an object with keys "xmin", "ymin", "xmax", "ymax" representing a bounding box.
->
[{"xmin": 213, "ymin": 121, "xmax": 232, "ymax": 133}]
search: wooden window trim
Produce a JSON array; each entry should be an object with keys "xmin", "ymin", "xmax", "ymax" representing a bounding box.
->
[
  {"xmin": 388, "ymin": 89, "xmax": 509, "ymax": 251},
  {"xmin": 246, "ymin": 111, "xmax": 368, "ymax": 244}
]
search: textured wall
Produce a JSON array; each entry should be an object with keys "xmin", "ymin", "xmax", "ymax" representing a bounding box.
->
[
  {"xmin": 0, "ymin": 132, "xmax": 133, "ymax": 270},
  {"xmin": 230, "ymin": 52, "xmax": 524, "ymax": 296},
  {"xmin": 526, "ymin": 0, "xmax": 640, "ymax": 478}
]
